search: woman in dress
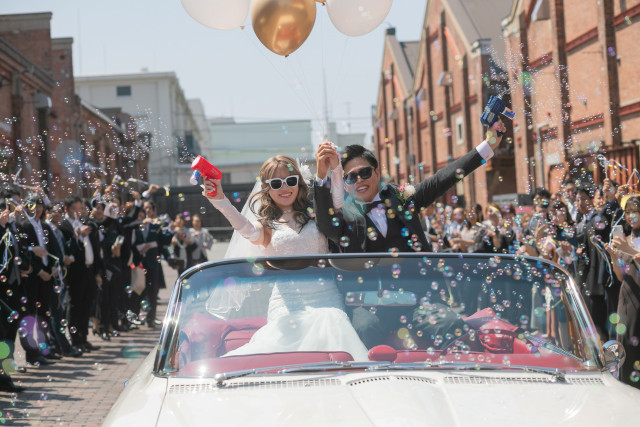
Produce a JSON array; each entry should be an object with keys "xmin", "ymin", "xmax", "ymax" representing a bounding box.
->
[
  {"xmin": 203, "ymin": 154, "xmax": 368, "ymax": 360},
  {"xmin": 451, "ymin": 204, "xmax": 483, "ymax": 253},
  {"xmin": 187, "ymin": 214, "xmax": 213, "ymax": 267},
  {"xmin": 170, "ymin": 213, "xmax": 192, "ymax": 275}
]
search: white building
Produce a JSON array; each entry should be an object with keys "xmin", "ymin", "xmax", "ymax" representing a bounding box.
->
[
  {"xmin": 209, "ymin": 118, "xmax": 313, "ymax": 184},
  {"xmin": 75, "ymin": 71, "xmax": 209, "ymax": 186}
]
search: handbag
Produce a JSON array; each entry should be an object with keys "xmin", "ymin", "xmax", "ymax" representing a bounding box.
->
[{"xmin": 130, "ymin": 264, "xmax": 146, "ymax": 295}]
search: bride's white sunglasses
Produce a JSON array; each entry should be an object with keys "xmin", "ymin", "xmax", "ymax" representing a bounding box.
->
[{"xmin": 264, "ymin": 175, "xmax": 299, "ymax": 190}]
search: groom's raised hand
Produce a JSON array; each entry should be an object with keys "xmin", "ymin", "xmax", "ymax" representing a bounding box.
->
[
  {"xmin": 485, "ymin": 119, "xmax": 507, "ymax": 146},
  {"xmin": 315, "ymin": 141, "xmax": 340, "ymax": 179}
]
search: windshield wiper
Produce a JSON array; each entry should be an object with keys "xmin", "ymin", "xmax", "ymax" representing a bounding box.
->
[
  {"xmin": 213, "ymin": 361, "xmax": 385, "ymax": 386},
  {"xmin": 522, "ymin": 332, "xmax": 583, "ymax": 362},
  {"xmin": 367, "ymin": 360, "xmax": 567, "ymax": 382}
]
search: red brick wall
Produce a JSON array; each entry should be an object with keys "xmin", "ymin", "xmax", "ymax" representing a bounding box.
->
[{"xmin": 505, "ymin": 0, "xmax": 640, "ymax": 195}]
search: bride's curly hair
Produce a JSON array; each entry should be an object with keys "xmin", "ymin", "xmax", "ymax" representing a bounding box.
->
[{"xmin": 249, "ymin": 155, "xmax": 311, "ymax": 231}]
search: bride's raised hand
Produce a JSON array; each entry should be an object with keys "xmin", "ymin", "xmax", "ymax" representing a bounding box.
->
[
  {"xmin": 203, "ymin": 178, "xmax": 224, "ymax": 200},
  {"xmin": 315, "ymin": 141, "xmax": 339, "ymax": 179}
]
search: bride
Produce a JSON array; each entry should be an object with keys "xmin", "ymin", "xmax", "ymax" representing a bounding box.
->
[{"xmin": 203, "ymin": 154, "xmax": 368, "ymax": 360}]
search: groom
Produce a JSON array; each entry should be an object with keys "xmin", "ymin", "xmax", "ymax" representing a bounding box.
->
[
  {"xmin": 313, "ymin": 122, "xmax": 505, "ymax": 348},
  {"xmin": 313, "ymin": 120, "xmax": 505, "ymax": 254}
]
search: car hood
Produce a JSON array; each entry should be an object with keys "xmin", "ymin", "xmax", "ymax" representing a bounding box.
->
[{"xmin": 155, "ymin": 372, "xmax": 640, "ymax": 426}]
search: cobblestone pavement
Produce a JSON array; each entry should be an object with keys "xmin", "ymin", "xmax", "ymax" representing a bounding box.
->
[{"xmin": 0, "ymin": 242, "xmax": 229, "ymax": 426}]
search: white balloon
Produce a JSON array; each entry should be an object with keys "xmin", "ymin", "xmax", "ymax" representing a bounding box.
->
[
  {"xmin": 326, "ymin": 0, "xmax": 393, "ymax": 37},
  {"xmin": 181, "ymin": 0, "xmax": 250, "ymax": 31}
]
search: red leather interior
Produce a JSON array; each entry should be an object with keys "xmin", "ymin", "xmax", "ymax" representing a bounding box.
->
[
  {"xmin": 177, "ymin": 308, "xmax": 588, "ymax": 374},
  {"xmin": 181, "ymin": 313, "xmax": 267, "ymax": 360}
]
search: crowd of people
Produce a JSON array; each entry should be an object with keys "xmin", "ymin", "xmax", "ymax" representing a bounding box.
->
[
  {"xmin": 0, "ymin": 180, "xmax": 213, "ymax": 393},
  {"xmin": 419, "ymin": 177, "xmax": 639, "ymax": 387}
]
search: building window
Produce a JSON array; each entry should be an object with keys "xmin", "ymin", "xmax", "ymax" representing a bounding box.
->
[
  {"xmin": 456, "ymin": 116, "xmax": 464, "ymax": 146},
  {"xmin": 178, "ymin": 133, "xmax": 197, "ymax": 163},
  {"xmin": 532, "ymin": 0, "xmax": 550, "ymax": 21},
  {"xmin": 116, "ymin": 86, "xmax": 132, "ymax": 97},
  {"xmin": 138, "ymin": 132, "xmax": 152, "ymax": 149}
]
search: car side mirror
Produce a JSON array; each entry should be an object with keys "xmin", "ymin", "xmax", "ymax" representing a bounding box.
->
[{"xmin": 603, "ymin": 340, "xmax": 626, "ymax": 377}]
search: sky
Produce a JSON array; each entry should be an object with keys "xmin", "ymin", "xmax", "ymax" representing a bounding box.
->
[{"xmin": 3, "ymin": 0, "xmax": 428, "ymax": 145}]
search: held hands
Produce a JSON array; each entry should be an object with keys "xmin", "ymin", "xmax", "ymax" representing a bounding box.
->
[
  {"xmin": 148, "ymin": 184, "xmax": 161, "ymax": 194},
  {"xmin": 485, "ymin": 119, "xmax": 507, "ymax": 146},
  {"xmin": 315, "ymin": 141, "xmax": 340, "ymax": 180},
  {"xmin": 203, "ymin": 178, "xmax": 224, "ymax": 200},
  {"xmin": 615, "ymin": 184, "xmax": 630, "ymax": 202},
  {"xmin": 80, "ymin": 225, "xmax": 92, "ymax": 237},
  {"xmin": 38, "ymin": 271, "xmax": 52, "ymax": 281},
  {"xmin": 0, "ymin": 209, "xmax": 9, "ymax": 227},
  {"xmin": 602, "ymin": 179, "xmax": 617, "ymax": 202},
  {"xmin": 610, "ymin": 235, "xmax": 638, "ymax": 256},
  {"xmin": 32, "ymin": 246, "xmax": 48, "ymax": 258}
]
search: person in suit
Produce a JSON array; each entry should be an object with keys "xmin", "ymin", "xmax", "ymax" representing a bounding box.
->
[
  {"xmin": 574, "ymin": 185, "xmax": 618, "ymax": 339},
  {"xmin": 313, "ymin": 120, "xmax": 505, "ymax": 254},
  {"xmin": 45, "ymin": 202, "xmax": 81, "ymax": 358},
  {"xmin": 0, "ymin": 195, "xmax": 31, "ymax": 390},
  {"xmin": 58, "ymin": 196, "xmax": 101, "ymax": 353},
  {"xmin": 134, "ymin": 200, "xmax": 173, "ymax": 328},
  {"xmin": 16, "ymin": 195, "xmax": 64, "ymax": 365},
  {"xmin": 102, "ymin": 190, "xmax": 142, "ymax": 332},
  {"xmin": 312, "ymin": 122, "xmax": 505, "ymax": 347}
]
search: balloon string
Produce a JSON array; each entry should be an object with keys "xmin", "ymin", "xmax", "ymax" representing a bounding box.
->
[
  {"xmin": 290, "ymin": 55, "xmax": 323, "ymax": 131},
  {"xmin": 327, "ymin": 37, "xmax": 351, "ymax": 124},
  {"xmin": 241, "ymin": 30, "xmax": 319, "ymax": 125}
]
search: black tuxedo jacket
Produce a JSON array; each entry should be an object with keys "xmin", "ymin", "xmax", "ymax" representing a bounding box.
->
[
  {"xmin": 314, "ymin": 147, "xmax": 486, "ymax": 253},
  {"xmin": 17, "ymin": 219, "xmax": 63, "ymax": 274},
  {"xmin": 574, "ymin": 201, "xmax": 618, "ymax": 296},
  {"xmin": 134, "ymin": 221, "xmax": 173, "ymax": 267},
  {"xmin": 59, "ymin": 218, "xmax": 85, "ymax": 265}
]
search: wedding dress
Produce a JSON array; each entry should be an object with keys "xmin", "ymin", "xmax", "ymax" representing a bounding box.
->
[{"xmin": 222, "ymin": 221, "xmax": 370, "ymax": 361}]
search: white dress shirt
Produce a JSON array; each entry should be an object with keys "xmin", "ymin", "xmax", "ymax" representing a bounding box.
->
[
  {"xmin": 66, "ymin": 214, "xmax": 93, "ymax": 265},
  {"xmin": 28, "ymin": 217, "xmax": 48, "ymax": 266}
]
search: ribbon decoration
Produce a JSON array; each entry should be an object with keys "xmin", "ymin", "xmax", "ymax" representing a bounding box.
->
[
  {"xmin": 12, "ymin": 167, "xmax": 43, "ymax": 192},
  {"xmin": 596, "ymin": 154, "xmax": 629, "ymax": 180},
  {"xmin": 0, "ymin": 230, "xmax": 16, "ymax": 276},
  {"xmin": 126, "ymin": 178, "xmax": 170, "ymax": 197}
]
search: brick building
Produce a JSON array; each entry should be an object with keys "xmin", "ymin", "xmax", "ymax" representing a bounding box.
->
[
  {"xmin": 503, "ymin": 0, "xmax": 640, "ymax": 193},
  {"xmin": 0, "ymin": 12, "xmax": 147, "ymax": 199},
  {"xmin": 373, "ymin": 0, "xmax": 516, "ymax": 208}
]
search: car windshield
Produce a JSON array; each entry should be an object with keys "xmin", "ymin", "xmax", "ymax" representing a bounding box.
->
[{"xmin": 156, "ymin": 254, "xmax": 602, "ymax": 377}]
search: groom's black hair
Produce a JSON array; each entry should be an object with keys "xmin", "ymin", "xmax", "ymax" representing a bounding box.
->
[{"xmin": 341, "ymin": 145, "xmax": 379, "ymax": 170}]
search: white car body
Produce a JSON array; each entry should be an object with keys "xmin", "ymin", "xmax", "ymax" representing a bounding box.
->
[{"xmin": 105, "ymin": 254, "xmax": 640, "ymax": 426}]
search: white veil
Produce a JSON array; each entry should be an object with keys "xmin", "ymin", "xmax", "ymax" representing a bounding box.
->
[{"xmin": 223, "ymin": 179, "xmax": 264, "ymax": 260}]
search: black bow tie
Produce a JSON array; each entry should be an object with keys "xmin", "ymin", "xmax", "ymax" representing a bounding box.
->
[{"xmin": 365, "ymin": 202, "xmax": 384, "ymax": 214}]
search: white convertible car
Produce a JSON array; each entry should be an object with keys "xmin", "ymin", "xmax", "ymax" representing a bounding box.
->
[{"xmin": 105, "ymin": 254, "xmax": 640, "ymax": 426}]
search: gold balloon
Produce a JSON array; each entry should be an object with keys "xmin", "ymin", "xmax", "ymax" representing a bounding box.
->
[{"xmin": 251, "ymin": 0, "xmax": 317, "ymax": 57}]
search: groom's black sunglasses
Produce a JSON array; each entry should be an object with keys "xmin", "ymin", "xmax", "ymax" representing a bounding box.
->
[
  {"xmin": 265, "ymin": 175, "xmax": 299, "ymax": 190},
  {"xmin": 344, "ymin": 166, "xmax": 373, "ymax": 185}
]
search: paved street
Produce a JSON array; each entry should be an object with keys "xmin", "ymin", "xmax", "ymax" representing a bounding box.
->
[{"xmin": 0, "ymin": 241, "xmax": 229, "ymax": 426}]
